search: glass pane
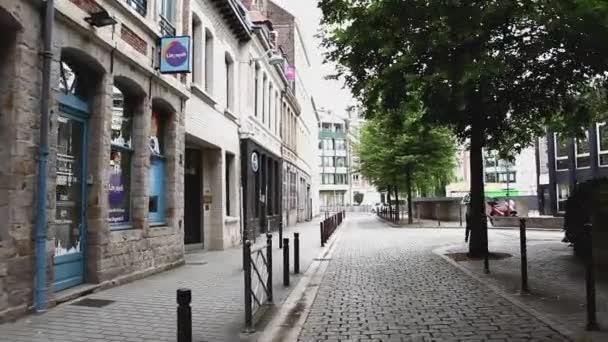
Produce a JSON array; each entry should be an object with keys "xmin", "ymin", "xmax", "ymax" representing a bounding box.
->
[
  {"xmin": 576, "ymin": 133, "xmax": 590, "ymax": 155},
  {"xmin": 109, "ymin": 149, "xmax": 131, "ymax": 224},
  {"xmin": 557, "ymin": 159, "xmax": 569, "ymax": 170},
  {"xmin": 150, "ymin": 111, "xmax": 164, "ymax": 155},
  {"xmin": 55, "ymin": 117, "xmax": 84, "ymax": 256},
  {"xmin": 600, "ymin": 124, "xmax": 608, "ymax": 152},
  {"xmin": 111, "ymin": 87, "xmax": 132, "ymax": 148},
  {"xmin": 600, "ymin": 153, "xmax": 608, "ymax": 166},
  {"xmin": 555, "ymin": 134, "xmax": 568, "ymax": 158},
  {"xmin": 577, "ymin": 156, "xmax": 591, "ymax": 168}
]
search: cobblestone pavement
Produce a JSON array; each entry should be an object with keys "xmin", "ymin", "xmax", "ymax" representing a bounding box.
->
[
  {"xmin": 449, "ymin": 229, "xmax": 608, "ymax": 341},
  {"xmin": 298, "ymin": 215, "xmax": 569, "ymax": 342},
  {"xmin": 0, "ymin": 219, "xmax": 325, "ymax": 342}
]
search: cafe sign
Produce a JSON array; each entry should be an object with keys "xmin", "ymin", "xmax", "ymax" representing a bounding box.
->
[{"xmin": 159, "ymin": 36, "xmax": 191, "ymax": 74}]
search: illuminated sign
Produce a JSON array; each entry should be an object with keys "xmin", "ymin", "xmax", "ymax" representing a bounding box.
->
[{"xmin": 159, "ymin": 36, "xmax": 191, "ymax": 74}]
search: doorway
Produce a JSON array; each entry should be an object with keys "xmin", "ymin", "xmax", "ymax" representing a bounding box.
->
[
  {"xmin": 53, "ymin": 95, "xmax": 89, "ymax": 291},
  {"xmin": 184, "ymin": 148, "xmax": 203, "ymax": 247}
]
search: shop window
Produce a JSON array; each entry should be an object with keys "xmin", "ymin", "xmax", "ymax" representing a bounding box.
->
[
  {"xmin": 191, "ymin": 15, "xmax": 203, "ymax": 86},
  {"xmin": 575, "ymin": 131, "xmax": 591, "ymax": 169},
  {"xmin": 204, "ymin": 29, "xmax": 214, "ymax": 93},
  {"xmin": 554, "ymin": 133, "xmax": 569, "ymax": 171},
  {"xmin": 149, "ymin": 110, "xmax": 166, "ymax": 224},
  {"xmin": 109, "ymin": 87, "xmax": 133, "ymax": 226},
  {"xmin": 557, "ymin": 183, "xmax": 569, "ymax": 213},
  {"xmin": 225, "ymin": 53, "xmax": 234, "ymax": 110},
  {"xmin": 597, "ymin": 123, "xmax": 608, "ymax": 166},
  {"xmin": 290, "ymin": 172, "xmax": 297, "ymax": 209}
]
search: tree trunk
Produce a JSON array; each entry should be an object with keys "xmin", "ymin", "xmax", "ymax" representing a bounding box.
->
[
  {"xmin": 468, "ymin": 117, "xmax": 488, "ymax": 257},
  {"xmin": 394, "ymin": 187, "xmax": 400, "ymax": 223},
  {"xmin": 407, "ymin": 167, "xmax": 413, "ymax": 224}
]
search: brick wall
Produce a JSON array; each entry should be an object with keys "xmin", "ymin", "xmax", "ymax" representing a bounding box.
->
[
  {"xmin": 69, "ymin": 0, "xmax": 98, "ymax": 14},
  {"xmin": 121, "ymin": 25, "xmax": 147, "ymax": 56}
]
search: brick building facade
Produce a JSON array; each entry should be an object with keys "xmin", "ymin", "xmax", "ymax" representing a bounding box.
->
[{"xmin": 0, "ymin": 0, "xmax": 188, "ymax": 320}]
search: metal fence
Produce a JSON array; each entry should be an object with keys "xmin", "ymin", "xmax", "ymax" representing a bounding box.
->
[
  {"xmin": 243, "ymin": 234, "xmax": 272, "ymax": 332},
  {"xmin": 320, "ymin": 205, "xmax": 373, "ymax": 213},
  {"xmin": 320, "ymin": 211, "xmax": 345, "ymax": 246}
]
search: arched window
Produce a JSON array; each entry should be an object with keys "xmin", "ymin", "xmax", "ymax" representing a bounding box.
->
[
  {"xmin": 149, "ymin": 101, "xmax": 171, "ymax": 224},
  {"xmin": 109, "ymin": 86, "xmax": 133, "ymax": 226}
]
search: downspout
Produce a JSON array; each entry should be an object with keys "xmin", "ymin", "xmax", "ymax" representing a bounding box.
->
[{"xmin": 35, "ymin": 0, "xmax": 54, "ymax": 312}]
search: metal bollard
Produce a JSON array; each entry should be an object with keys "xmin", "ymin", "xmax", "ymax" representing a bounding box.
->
[
  {"xmin": 283, "ymin": 238, "xmax": 290, "ymax": 287},
  {"xmin": 484, "ymin": 252, "xmax": 490, "ymax": 274},
  {"xmin": 519, "ymin": 218, "xmax": 529, "ymax": 293},
  {"xmin": 320, "ymin": 222, "xmax": 325, "ymax": 247},
  {"xmin": 584, "ymin": 223, "xmax": 598, "ymax": 331},
  {"xmin": 294, "ymin": 232, "xmax": 300, "ymax": 274},
  {"xmin": 279, "ymin": 221, "xmax": 283, "ymax": 249},
  {"xmin": 177, "ymin": 288, "xmax": 192, "ymax": 342},
  {"xmin": 266, "ymin": 233, "xmax": 273, "ymax": 303},
  {"xmin": 243, "ymin": 241, "xmax": 253, "ymax": 332}
]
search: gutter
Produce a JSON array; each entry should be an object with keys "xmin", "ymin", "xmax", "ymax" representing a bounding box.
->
[{"xmin": 35, "ymin": 0, "xmax": 54, "ymax": 312}]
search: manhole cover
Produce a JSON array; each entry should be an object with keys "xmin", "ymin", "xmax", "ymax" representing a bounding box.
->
[
  {"xmin": 70, "ymin": 298, "xmax": 115, "ymax": 308},
  {"xmin": 313, "ymin": 258, "xmax": 332, "ymax": 261}
]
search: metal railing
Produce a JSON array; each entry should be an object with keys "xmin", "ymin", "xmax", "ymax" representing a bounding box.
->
[
  {"xmin": 125, "ymin": 0, "xmax": 147, "ymax": 17},
  {"xmin": 160, "ymin": 15, "xmax": 176, "ymax": 37},
  {"xmin": 320, "ymin": 211, "xmax": 345, "ymax": 246},
  {"xmin": 243, "ymin": 234, "xmax": 272, "ymax": 332}
]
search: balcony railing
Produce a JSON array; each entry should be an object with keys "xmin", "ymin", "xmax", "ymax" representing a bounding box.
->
[
  {"xmin": 160, "ymin": 15, "xmax": 176, "ymax": 37},
  {"xmin": 125, "ymin": 0, "xmax": 147, "ymax": 17}
]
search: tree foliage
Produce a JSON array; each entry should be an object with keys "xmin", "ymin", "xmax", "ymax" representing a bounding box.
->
[
  {"xmin": 356, "ymin": 104, "xmax": 456, "ymax": 204},
  {"xmin": 319, "ymin": 0, "xmax": 608, "ymax": 255}
]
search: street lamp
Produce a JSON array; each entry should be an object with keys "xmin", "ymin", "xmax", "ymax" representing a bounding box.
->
[{"xmin": 250, "ymin": 49, "xmax": 284, "ymax": 66}]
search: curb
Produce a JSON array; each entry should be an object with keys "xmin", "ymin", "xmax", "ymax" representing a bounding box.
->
[
  {"xmin": 255, "ymin": 219, "xmax": 347, "ymax": 342},
  {"xmin": 433, "ymin": 245, "xmax": 577, "ymax": 341}
]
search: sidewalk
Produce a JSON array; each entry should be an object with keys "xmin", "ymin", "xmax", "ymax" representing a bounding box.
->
[
  {"xmin": 0, "ymin": 218, "xmax": 327, "ymax": 342},
  {"xmin": 440, "ymin": 229, "xmax": 608, "ymax": 341}
]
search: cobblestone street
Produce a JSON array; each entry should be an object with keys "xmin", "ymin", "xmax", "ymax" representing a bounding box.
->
[{"xmin": 298, "ymin": 215, "xmax": 569, "ymax": 342}]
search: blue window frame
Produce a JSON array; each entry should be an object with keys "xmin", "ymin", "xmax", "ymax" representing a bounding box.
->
[{"xmin": 149, "ymin": 110, "xmax": 166, "ymax": 224}]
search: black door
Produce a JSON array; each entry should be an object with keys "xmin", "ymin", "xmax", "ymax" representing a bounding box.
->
[{"xmin": 185, "ymin": 148, "xmax": 202, "ymax": 245}]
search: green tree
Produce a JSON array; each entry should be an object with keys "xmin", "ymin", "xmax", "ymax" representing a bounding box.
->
[
  {"xmin": 357, "ymin": 105, "xmax": 456, "ymax": 224},
  {"xmin": 319, "ymin": 0, "xmax": 608, "ymax": 255},
  {"xmin": 353, "ymin": 192, "xmax": 364, "ymax": 205}
]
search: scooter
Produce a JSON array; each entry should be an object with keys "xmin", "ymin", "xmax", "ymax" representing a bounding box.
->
[{"xmin": 487, "ymin": 198, "xmax": 517, "ymax": 226}]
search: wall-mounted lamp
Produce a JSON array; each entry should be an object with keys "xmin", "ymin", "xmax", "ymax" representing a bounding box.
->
[
  {"xmin": 250, "ymin": 49, "xmax": 284, "ymax": 66},
  {"xmin": 85, "ymin": 8, "xmax": 117, "ymax": 28}
]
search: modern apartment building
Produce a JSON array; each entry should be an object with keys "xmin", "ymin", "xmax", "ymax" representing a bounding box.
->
[{"xmin": 317, "ymin": 109, "xmax": 350, "ymax": 208}]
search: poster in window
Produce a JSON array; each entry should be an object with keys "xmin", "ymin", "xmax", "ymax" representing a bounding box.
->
[{"xmin": 109, "ymin": 150, "xmax": 129, "ymax": 224}]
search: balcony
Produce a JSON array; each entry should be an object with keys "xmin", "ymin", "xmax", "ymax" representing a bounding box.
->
[
  {"xmin": 160, "ymin": 15, "xmax": 176, "ymax": 37},
  {"xmin": 319, "ymin": 130, "xmax": 346, "ymax": 139},
  {"xmin": 124, "ymin": 0, "xmax": 147, "ymax": 17}
]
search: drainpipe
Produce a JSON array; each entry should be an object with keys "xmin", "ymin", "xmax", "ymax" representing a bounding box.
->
[{"xmin": 35, "ymin": 0, "xmax": 54, "ymax": 312}]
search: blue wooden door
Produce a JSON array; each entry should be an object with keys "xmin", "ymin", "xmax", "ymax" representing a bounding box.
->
[{"xmin": 53, "ymin": 95, "xmax": 89, "ymax": 291}]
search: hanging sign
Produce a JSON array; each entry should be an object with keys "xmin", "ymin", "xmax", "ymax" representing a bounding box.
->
[
  {"xmin": 286, "ymin": 65, "xmax": 296, "ymax": 81},
  {"xmin": 159, "ymin": 36, "xmax": 191, "ymax": 74},
  {"xmin": 251, "ymin": 152, "xmax": 259, "ymax": 173}
]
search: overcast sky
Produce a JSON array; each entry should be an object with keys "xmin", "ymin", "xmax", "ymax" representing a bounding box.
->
[{"xmin": 271, "ymin": 0, "xmax": 355, "ymax": 115}]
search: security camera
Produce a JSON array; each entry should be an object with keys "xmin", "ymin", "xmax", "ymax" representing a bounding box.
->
[{"xmin": 268, "ymin": 54, "xmax": 284, "ymax": 66}]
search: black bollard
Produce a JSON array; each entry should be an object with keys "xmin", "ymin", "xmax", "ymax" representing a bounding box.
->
[
  {"xmin": 519, "ymin": 218, "xmax": 529, "ymax": 293},
  {"xmin": 294, "ymin": 232, "xmax": 300, "ymax": 274},
  {"xmin": 320, "ymin": 222, "xmax": 325, "ymax": 247},
  {"xmin": 266, "ymin": 234, "xmax": 273, "ymax": 303},
  {"xmin": 177, "ymin": 288, "xmax": 192, "ymax": 342},
  {"xmin": 283, "ymin": 238, "xmax": 290, "ymax": 287},
  {"xmin": 279, "ymin": 221, "xmax": 283, "ymax": 249},
  {"xmin": 243, "ymin": 241, "xmax": 253, "ymax": 332},
  {"xmin": 484, "ymin": 252, "xmax": 490, "ymax": 274},
  {"xmin": 585, "ymin": 223, "xmax": 598, "ymax": 331}
]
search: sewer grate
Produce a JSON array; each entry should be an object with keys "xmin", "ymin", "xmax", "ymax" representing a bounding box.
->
[{"xmin": 70, "ymin": 298, "xmax": 115, "ymax": 308}]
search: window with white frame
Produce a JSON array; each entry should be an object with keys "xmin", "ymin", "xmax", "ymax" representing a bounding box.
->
[
  {"xmin": 268, "ymin": 83, "xmax": 273, "ymax": 129},
  {"xmin": 191, "ymin": 16, "xmax": 203, "ymax": 86},
  {"xmin": 204, "ymin": 29, "xmax": 214, "ymax": 94},
  {"xmin": 554, "ymin": 133, "xmax": 569, "ymax": 171},
  {"xmin": 597, "ymin": 123, "xmax": 608, "ymax": 166},
  {"xmin": 557, "ymin": 183, "xmax": 569, "ymax": 213},
  {"xmin": 262, "ymin": 74, "xmax": 267, "ymax": 123},
  {"xmin": 575, "ymin": 131, "xmax": 591, "ymax": 169},
  {"xmin": 225, "ymin": 53, "xmax": 234, "ymax": 110}
]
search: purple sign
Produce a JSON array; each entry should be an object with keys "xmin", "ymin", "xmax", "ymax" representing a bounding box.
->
[{"xmin": 286, "ymin": 65, "xmax": 296, "ymax": 81}]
